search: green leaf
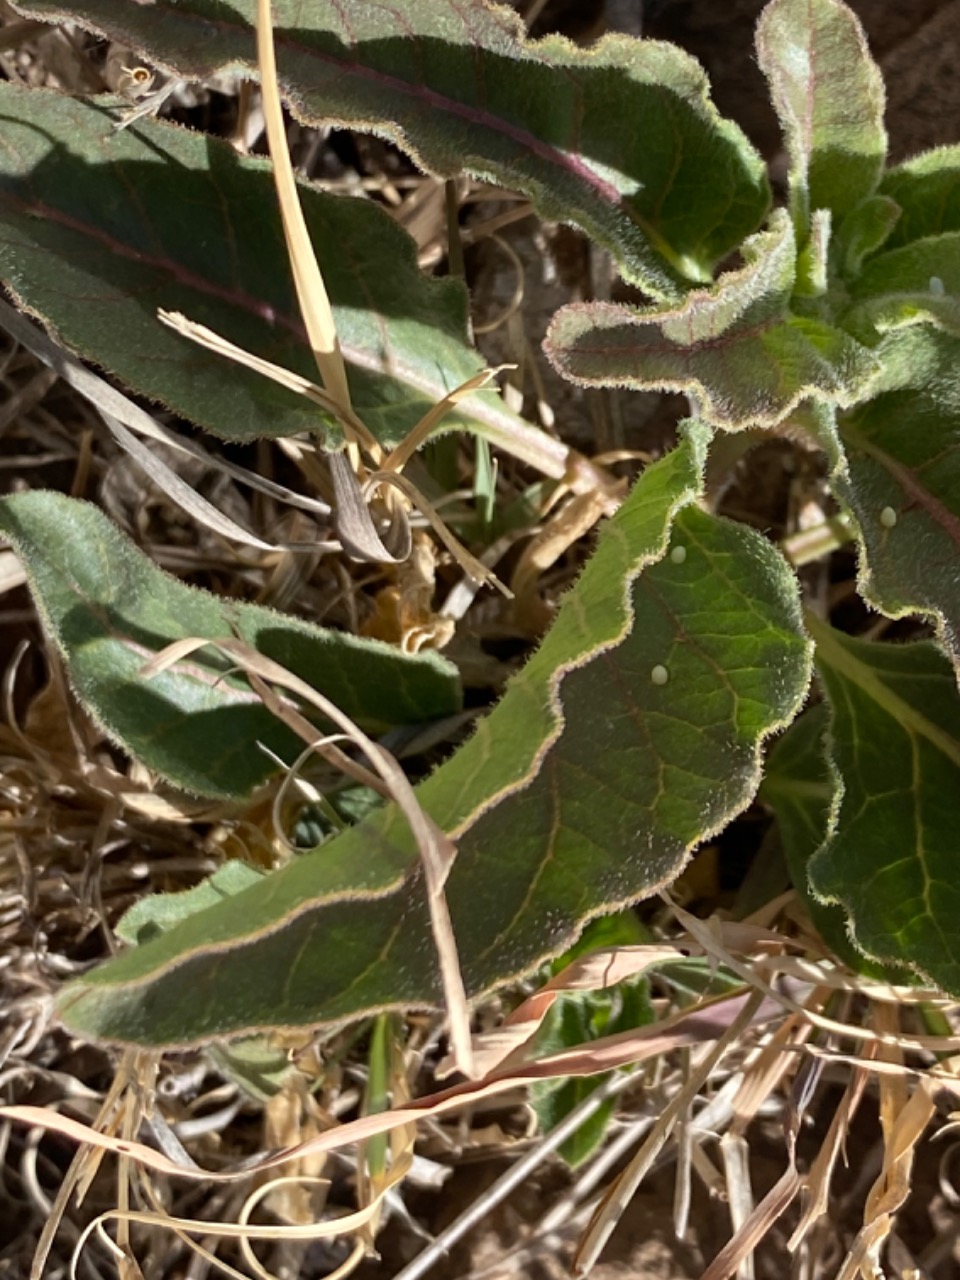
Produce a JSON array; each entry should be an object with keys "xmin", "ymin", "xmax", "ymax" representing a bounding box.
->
[
  {"xmin": 532, "ymin": 981, "xmax": 652, "ymax": 1167},
  {"xmin": 54, "ymin": 425, "xmax": 813, "ymax": 1047},
  {"xmin": 880, "ymin": 145, "xmax": 960, "ymax": 248},
  {"xmin": 0, "ymin": 491, "xmax": 461, "ymax": 799},
  {"xmin": 760, "ymin": 703, "xmax": 909, "ymax": 981},
  {"xmin": 835, "ymin": 325, "xmax": 960, "ymax": 665},
  {"xmin": 545, "ymin": 211, "xmax": 879, "ymax": 430},
  {"xmin": 531, "ymin": 913, "xmax": 653, "ymax": 1166},
  {"xmin": 0, "ymin": 81, "xmax": 536, "ymax": 457},
  {"xmin": 806, "ymin": 617, "xmax": 960, "ymax": 993},
  {"xmin": 10, "ymin": 0, "xmax": 770, "ymax": 298},
  {"xmin": 843, "ymin": 233, "xmax": 960, "ymax": 341},
  {"xmin": 116, "ymin": 862, "xmax": 267, "ymax": 948},
  {"xmin": 831, "ymin": 194, "xmax": 901, "ymax": 279},
  {"xmin": 756, "ymin": 0, "xmax": 886, "ymax": 230}
]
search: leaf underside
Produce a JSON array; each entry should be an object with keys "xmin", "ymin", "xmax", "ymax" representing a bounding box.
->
[{"xmin": 55, "ymin": 426, "xmax": 812, "ymax": 1047}]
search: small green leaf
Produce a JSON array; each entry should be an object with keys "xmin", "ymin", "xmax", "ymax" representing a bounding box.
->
[
  {"xmin": 116, "ymin": 862, "xmax": 267, "ymax": 947},
  {"xmin": 55, "ymin": 425, "xmax": 813, "ymax": 1048},
  {"xmin": 0, "ymin": 491, "xmax": 461, "ymax": 799},
  {"xmin": 760, "ymin": 703, "xmax": 909, "ymax": 981},
  {"xmin": 0, "ymin": 81, "xmax": 529, "ymax": 454},
  {"xmin": 756, "ymin": 0, "xmax": 886, "ymax": 230},
  {"xmin": 531, "ymin": 913, "xmax": 652, "ymax": 1166},
  {"xmin": 807, "ymin": 617, "xmax": 960, "ymax": 993},
  {"xmin": 10, "ymin": 0, "xmax": 770, "ymax": 298},
  {"xmin": 836, "ymin": 325, "xmax": 960, "ymax": 666},
  {"xmin": 831, "ymin": 195, "xmax": 901, "ymax": 278},
  {"xmin": 880, "ymin": 145, "xmax": 960, "ymax": 247},
  {"xmin": 843, "ymin": 233, "xmax": 960, "ymax": 341},
  {"xmin": 545, "ymin": 211, "xmax": 879, "ymax": 430}
]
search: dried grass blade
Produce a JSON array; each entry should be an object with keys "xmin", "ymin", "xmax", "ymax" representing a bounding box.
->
[
  {"xmin": 381, "ymin": 367, "xmax": 506, "ymax": 475},
  {"xmin": 367, "ymin": 469, "xmax": 511, "ymax": 597},
  {"xmin": 330, "ymin": 452, "xmax": 411, "ymax": 563},
  {"xmin": 99, "ymin": 410, "xmax": 280, "ymax": 553},
  {"xmin": 158, "ymin": 309, "xmax": 377, "ymax": 452},
  {"xmin": 698, "ymin": 1166, "xmax": 802, "ymax": 1280},
  {"xmin": 788, "ymin": 1047, "xmax": 873, "ymax": 1250},
  {"xmin": 256, "ymin": 0, "xmax": 354, "ymax": 423}
]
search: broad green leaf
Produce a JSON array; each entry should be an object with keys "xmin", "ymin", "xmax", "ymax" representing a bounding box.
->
[
  {"xmin": 760, "ymin": 703, "xmax": 909, "ymax": 980},
  {"xmin": 0, "ymin": 491, "xmax": 461, "ymax": 799},
  {"xmin": 755, "ymin": 0, "xmax": 886, "ymax": 230},
  {"xmin": 10, "ymin": 0, "xmax": 770, "ymax": 298},
  {"xmin": 842, "ymin": 233, "xmax": 960, "ymax": 341},
  {"xmin": 545, "ymin": 211, "xmax": 878, "ymax": 430},
  {"xmin": 0, "ymin": 81, "xmax": 538, "ymax": 457},
  {"xmin": 807, "ymin": 617, "xmax": 960, "ymax": 993},
  {"xmin": 880, "ymin": 146, "xmax": 960, "ymax": 248},
  {"xmin": 55, "ymin": 425, "xmax": 813, "ymax": 1047},
  {"xmin": 835, "ymin": 325, "xmax": 960, "ymax": 666}
]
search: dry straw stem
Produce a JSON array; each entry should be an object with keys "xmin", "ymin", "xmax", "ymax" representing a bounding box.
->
[{"xmin": 256, "ymin": 0, "xmax": 354, "ymax": 430}]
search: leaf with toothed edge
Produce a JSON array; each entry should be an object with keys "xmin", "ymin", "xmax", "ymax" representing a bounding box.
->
[
  {"xmin": 10, "ymin": 0, "xmax": 771, "ymax": 300},
  {"xmin": 52, "ymin": 424, "xmax": 812, "ymax": 1048}
]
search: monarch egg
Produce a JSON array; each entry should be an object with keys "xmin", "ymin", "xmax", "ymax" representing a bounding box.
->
[
  {"xmin": 670, "ymin": 545, "xmax": 687, "ymax": 565},
  {"xmin": 880, "ymin": 506, "xmax": 897, "ymax": 529},
  {"xmin": 929, "ymin": 276, "xmax": 946, "ymax": 296},
  {"xmin": 651, "ymin": 664, "xmax": 669, "ymax": 686}
]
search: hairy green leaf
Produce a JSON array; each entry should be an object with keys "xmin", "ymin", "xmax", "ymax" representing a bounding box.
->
[
  {"xmin": 760, "ymin": 703, "xmax": 909, "ymax": 980},
  {"xmin": 10, "ymin": 0, "xmax": 770, "ymax": 298},
  {"xmin": 807, "ymin": 617, "xmax": 960, "ymax": 992},
  {"xmin": 843, "ymin": 233, "xmax": 960, "ymax": 341},
  {"xmin": 880, "ymin": 145, "xmax": 960, "ymax": 247},
  {"xmin": 836, "ymin": 325, "xmax": 960, "ymax": 666},
  {"xmin": 54, "ymin": 425, "xmax": 812, "ymax": 1047},
  {"xmin": 756, "ymin": 0, "xmax": 886, "ymax": 230},
  {"xmin": 0, "ymin": 491, "xmax": 461, "ymax": 798},
  {"xmin": 0, "ymin": 80, "xmax": 545, "ymax": 458},
  {"xmin": 545, "ymin": 211, "xmax": 878, "ymax": 430}
]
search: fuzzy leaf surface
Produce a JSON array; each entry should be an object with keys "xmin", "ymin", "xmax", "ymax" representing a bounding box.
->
[
  {"xmin": 760, "ymin": 703, "xmax": 909, "ymax": 980},
  {"xmin": 755, "ymin": 0, "xmax": 885, "ymax": 228},
  {"xmin": 836, "ymin": 325, "xmax": 960, "ymax": 665},
  {"xmin": 0, "ymin": 491, "xmax": 461, "ymax": 799},
  {"xmin": 546, "ymin": 211, "xmax": 878, "ymax": 430},
  {"xmin": 807, "ymin": 618, "xmax": 960, "ymax": 992},
  {"xmin": 880, "ymin": 146, "xmax": 960, "ymax": 247},
  {"xmin": 55, "ymin": 426, "xmax": 812, "ymax": 1047},
  {"xmin": 0, "ymin": 81, "xmax": 530, "ymax": 452},
  {"xmin": 842, "ymin": 233, "xmax": 960, "ymax": 341},
  {"xmin": 10, "ymin": 0, "xmax": 770, "ymax": 298}
]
